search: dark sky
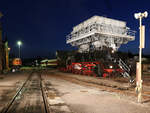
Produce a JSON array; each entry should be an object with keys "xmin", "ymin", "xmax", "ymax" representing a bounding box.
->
[{"xmin": 0, "ymin": 0, "xmax": 150, "ymax": 58}]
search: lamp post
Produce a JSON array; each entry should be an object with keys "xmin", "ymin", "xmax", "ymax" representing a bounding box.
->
[
  {"xmin": 17, "ymin": 41, "xmax": 22, "ymax": 58},
  {"xmin": 134, "ymin": 11, "xmax": 148, "ymax": 103}
]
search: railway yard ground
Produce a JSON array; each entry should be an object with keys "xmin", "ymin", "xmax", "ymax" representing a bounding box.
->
[{"xmin": 0, "ymin": 69, "xmax": 150, "ymax": 113}]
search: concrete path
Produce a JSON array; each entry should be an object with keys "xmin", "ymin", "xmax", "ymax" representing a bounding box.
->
[{"xmin": 44, "ymin": 74, "xmax": 150, "ymax": 113}]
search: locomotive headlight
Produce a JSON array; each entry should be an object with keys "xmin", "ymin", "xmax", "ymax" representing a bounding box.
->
[{"xmin": 109, "ymin": 65, "xmax": 113, "ymax": 69}]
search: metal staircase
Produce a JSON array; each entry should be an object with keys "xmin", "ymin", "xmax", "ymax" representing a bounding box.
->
[{"xmin": 118, "ymin": 58, "xmax": 131, "ymax": 78}]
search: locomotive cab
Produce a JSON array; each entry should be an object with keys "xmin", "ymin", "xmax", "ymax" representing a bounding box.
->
[{"xmin": 11, "ymin": 58, "xmax": 22, "ymax": 72}]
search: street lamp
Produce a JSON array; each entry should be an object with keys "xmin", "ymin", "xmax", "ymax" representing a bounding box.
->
[
  {"xmin": 134, "ymin": 11, "xmax": 148, "ymax": 103},
  {"xmin": 17, "ymin": 41, "xmax": 22, "ymax": 58}
]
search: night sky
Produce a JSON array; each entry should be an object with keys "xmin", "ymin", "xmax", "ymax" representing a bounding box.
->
[{"xmin": 0, "ymin": 0, "xmax": 150, "ymax": 58}]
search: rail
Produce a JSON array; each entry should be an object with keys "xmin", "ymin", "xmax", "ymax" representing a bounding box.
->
[
  {"xmin": 39, "ymin": 73, "xmax": 49, "ymax": 113},
  {"xmin": 1, "ymin": 71, "xmax": 49, "ymax": 113},
  {"xmin": 1, "ymin": 72, "xmax": 32, "ymax": 113}
]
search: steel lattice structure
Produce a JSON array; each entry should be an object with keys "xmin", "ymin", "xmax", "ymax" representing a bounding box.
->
[{"xmin": 66, "ymin": 16, "xmax": 136, "ymax": 52}]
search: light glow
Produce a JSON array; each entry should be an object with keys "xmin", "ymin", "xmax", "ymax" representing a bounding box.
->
[{"xmin": 17, "ymin": 41, "xmax": 22, "ymax": 46}]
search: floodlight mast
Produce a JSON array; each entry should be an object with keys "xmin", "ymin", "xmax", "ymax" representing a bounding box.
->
[
  {"xmin": 17, "ymin": 41, "xmax": 22, "ymax": 58},
  {"xmin": 134, "ymin": 11, "xmax": 148, "ymax": 103}
]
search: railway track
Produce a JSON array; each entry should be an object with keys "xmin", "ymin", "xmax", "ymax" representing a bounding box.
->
[{"xmin": 0, "ymin": 71, "xmax": 49, "ymax": 113}]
